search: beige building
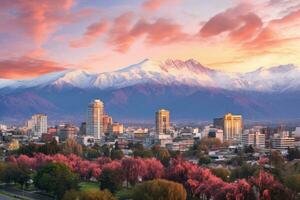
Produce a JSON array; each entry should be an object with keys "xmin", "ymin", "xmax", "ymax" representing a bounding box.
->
[
  {"xmin": 155, "ymin": 109, "xmax": 170, "ymax": 135},
  {"xmin": 111, "ymin": 122, "xmax": 124, "ymax": 135},
  {"xmin": 87, "ymin": 99, "xmax": 104, "ymax": 140},
  {"xmin": 102, "ymin": 114, "xmax": 113, "ymax": 135},
  {"xmin": 214, "ymin": 113, "xmax": 243, "ymax": 142}
]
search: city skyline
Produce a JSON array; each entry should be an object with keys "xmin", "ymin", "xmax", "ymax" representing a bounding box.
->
[{"xmin": 1, "ymin": 0, "xmax": 300, "ymax": 79}]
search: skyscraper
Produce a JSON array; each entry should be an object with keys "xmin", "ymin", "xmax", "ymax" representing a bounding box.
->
[
  {"xmin": 156, "ymin": 109, "xmax": 170, "ymax": 135},
  {"xmin": 27, "ymin": 114, "xmax": 48, "ymax": 137},
  {"xmin": 87, "ymin": 99, "xmax": 104, "ymax": 140},
  {"xmin": 214, "ymin": 113, "xmax": 243, "ymax": 142}
]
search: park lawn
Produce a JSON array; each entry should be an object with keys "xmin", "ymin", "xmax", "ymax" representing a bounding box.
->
[
  {"xmin": 115, "ymin": 189, "xmax": 133, "ymax": 200},
  {"xmin": 79, "ymin": 182, "xmax": 99, "ymax": 191}
]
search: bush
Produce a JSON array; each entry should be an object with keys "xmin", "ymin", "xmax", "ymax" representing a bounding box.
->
[
  {"xmin": 63, "ymin": 189, "xmax": 117, "ymax": 200},
  {"xmin": 132, "ymin": 179, "xmax": 186, "ymax": 200}
]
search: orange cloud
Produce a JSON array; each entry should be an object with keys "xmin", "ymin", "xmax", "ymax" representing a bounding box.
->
[
  {"xmin": 0, "ymin": 57, "xmax": 66, "ymax": 79},
  {"xmin": 70, "ymin": 20, "xmax": 109, "ymax": 48}
]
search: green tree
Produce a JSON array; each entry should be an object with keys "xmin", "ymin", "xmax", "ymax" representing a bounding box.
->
[
  {"xmin": 230, "ymin": 163, "xmax": 259, "ymax": 181},
  {"xmin": 110, "ymin": 149, "xmax": 124, "ymax": 160},
  {"xmin": 63, "ymin": 189, "xmax": 117, "ymax": 200},
  {"xmin": 132, "ymin": 179, "xmax": 186, "ymax": 200},
  {"xmin": 285, "ymin": 174, "xmax": 300, "ymax": 194},
  {"xmin": 99, "ymin": 168, "xmax": 123, "ymax": 193},
  {"xmin": 34, "ymin": 163, "xmax": 79, "ymax": 199},
  {"xmin": 0, "ymin": 163, "xmax": 31, "ymax": 188},
  {"xmin": 211, "ymin": 167, "xmax": 230, "ymax": 182}
]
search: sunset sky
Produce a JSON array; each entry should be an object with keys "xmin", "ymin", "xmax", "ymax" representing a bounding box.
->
[{"xmin": 1, "ymin": 0, "xmax": 300, "ymax": 79}]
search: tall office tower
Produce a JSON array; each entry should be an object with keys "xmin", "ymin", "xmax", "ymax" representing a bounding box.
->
[
  {"xmin": 214, "ymin": 113, "xmax": 243, "ymax": 142},
  {"xmin": 156, "ymin": 109, "xmax": 170, "ymax": 135},
  {"xmin": 87, "ymin": 99, "xmax": 104, "ymax": 140},
  {"xmin": 27, "ymin": 114, "xmax": 48, "ymax": 137},
  {"xmin": 223, "ymin": 113, "xmax": 243, "ymax": 142},
  {"xmin": 102, "ymin": 114, "xmax": 113, "ymax": 135}
]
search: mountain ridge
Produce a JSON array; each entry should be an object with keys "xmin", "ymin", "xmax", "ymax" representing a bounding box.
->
[{"xmin": 1, "ymin": 59, "xmax": 299, "ymax": 92}]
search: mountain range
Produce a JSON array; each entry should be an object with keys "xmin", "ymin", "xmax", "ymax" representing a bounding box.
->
[{"xmin": 1, "ymin": 59, "xmax": 300, "ymax": 124}]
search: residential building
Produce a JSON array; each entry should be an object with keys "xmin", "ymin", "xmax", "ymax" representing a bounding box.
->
[{"xmin": 27, "ymin": 114, "xmax": 48, "ymax": 137}]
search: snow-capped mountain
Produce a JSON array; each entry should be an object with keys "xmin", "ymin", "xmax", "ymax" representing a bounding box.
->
[
  {"xmin": 1, "ymin": 59, "xmax": 300, "ymax": 92},
  {"xmin": 1, "ymin": 58, "xmax": 300, "ymax": 122}
]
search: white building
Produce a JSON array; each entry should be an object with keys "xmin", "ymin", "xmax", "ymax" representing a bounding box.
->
[
  {"xmin": 242, "ymin": 129, "xmax": 265, "ymax": 148},
  {"xmin": 272, "ymin": 134, "xmax": 295, "ymax": 149},
  {"xmin": 87, "ymin": 99, "xmax": 104, "ymax": 140},
  {"xmin": 27, "ymin": 114, "xmax": 47, "ymax": 137}
]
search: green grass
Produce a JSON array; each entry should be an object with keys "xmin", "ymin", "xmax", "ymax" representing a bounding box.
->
[
  {"xmin": 115, "ymin": 189, "xmax": 133, "ymax": 200},
  {"xmin": 79, "ymin": 182, "xmax": 99, "ymax": 191}
]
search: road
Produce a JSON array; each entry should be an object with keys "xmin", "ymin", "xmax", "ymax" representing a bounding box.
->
[{"xmin": 0, "ymin": 193, "xmax": 16, "ymax": 200}]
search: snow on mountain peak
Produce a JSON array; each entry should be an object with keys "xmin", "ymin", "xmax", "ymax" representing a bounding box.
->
[{"xmin": 1, "ymin": 59, "xmax": 300, "ymax": 92}]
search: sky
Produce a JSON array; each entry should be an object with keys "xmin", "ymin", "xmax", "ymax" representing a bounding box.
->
[{"xmin": 1, "ymin": 0, "xmax": 300, "ymax": 79}]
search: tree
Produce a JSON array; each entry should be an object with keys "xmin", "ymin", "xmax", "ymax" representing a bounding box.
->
[
  {"xmin": 110, "ymin": 149, "xmax": 124, "ymax": 160},
  {"xmin": 121, "ymin": 158, "xmax": 146, "ymax": 187},
  {"xmin": 0, "ymin": 162, "xmax": 31, "ymax": 188},
  {"xmin": 34, "ymin": 163, "xmax": 79, "ymax": 199},
  {"xmin": 230, "ymin": 163, "xmax": 258, "ymax": 181},
  {"xmin": 100, "ymin": 168, "xmax": 123, "ymax": 193},
  {"xmin": 157, "ymin": 149, "xmax": 171, "ymax": 167},
  {"xmin": 63, "ymin": 189, "xmax": 117, "ymax": 200},
  {"xmin": 62, "ymin": 139, "xmax": 83, "ymax": 156},
  {"xmin": 270, "ymin": 151, "xmax": 285, "ymax": 169},
  {"xmin": 132, "ymin": 179, "xmax": 187, "ymax": 200},
  {"xmin": 211, "ymin": 168, "xmax": 231, "ymax": 182},
  {"xmin": 250, "ymin": 171, "xmax": 292, "ymax": 200},
  {"xmin": 142, "ymin": 158, "xmax": 164, "ymax": 180},
  {"xmin": 285, "ymin": 174, "xmax": 300, "ymax": 195},
  {"xmin": 199, "ymin": 137, "xmax": 222, "ymax": 150}
]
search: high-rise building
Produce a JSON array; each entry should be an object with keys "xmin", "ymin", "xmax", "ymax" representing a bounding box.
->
[
  {"xmin": 155, "ymin": 109, "xmax": 170, "ymax": 135},
  {"xmin": 27, "ymin": 114, "xmax": 48, "ymax": 137},
  {"xmin": 86, "ymin": 99, "xmax": 104, "ymax": 140},
  {"xmin": 102, "ymin": 114, "xmax": 113, "ymax": 135},
  {"xmin": 214, "ymin": 113, "xmax": 243, "ymax": 142}
]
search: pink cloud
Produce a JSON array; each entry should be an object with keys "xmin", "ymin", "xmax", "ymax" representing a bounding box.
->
[
  {"xmin": 229, "ymin": 13, "xmax": 263, "ymax": 41},
  {"xmin": 70, "ymin": 20, "xmax": 109, "ymax": 48},
  {"xmin": 108, "ymin": 13, "xmax": 187, "ymax": 53},
  {"xmin": 142, "ymin": 0, "xmax": 169, "ymax": 11},
  {"xmin": 107, "ymin": 12, "xmax": 136, "ymax": 53},
  {"xmin": 244, "ymin": 8, "xmax": 300, "ymax": 51},
  {"xmin": 199, "ymin": 4, "xmax": 261, "ymax": 41},
  {"xmin": 0, "ymin": 0, "xmax": 90, "ymax": 47},
  {"xmin": 0, "ymin": 57, "xmax": 66, "ymax": 79}
]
